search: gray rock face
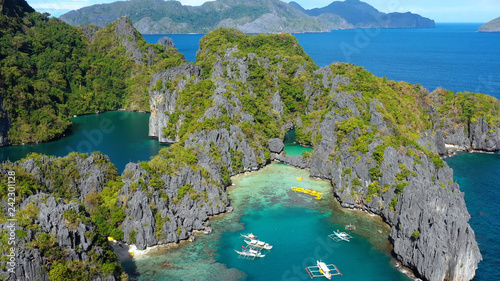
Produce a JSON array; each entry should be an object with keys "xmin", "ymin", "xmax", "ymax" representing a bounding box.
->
[
  {"xmin": 114, "ymin": 17, "xmax": 144, "ymax": 64},
  {"xmin": 469, "ymin": 117, "xmax": 500, "ymax": 151},
  {"xmin": 186, "ymin": 124, "xmax": 264, "ymax": 175},
  {"xmin": 18, "ymin": 153, "xmax": 114, "ymax": 200},
  {"xmin": 0, "ymin": 94, "xmax": 10, "ymax": 146},
  {"xmin": 157, "ymin": 36, "xmax": 175, "ymax": 49},
  {"xmin": 211, "ymin": 46, "xmax": 249, "ymax": 82},
  {"xmin": 299, "ymin": 73, "xmax": 482, "ymax": 281},
  {"xmin": 268, "ymin": 138, "xmax": 284, "ymax": 154},
  {"xmin": 119, "ymin": 162, "xmax": 229, "ymax": 250},
  {"xmin": 304, "ymin": 67, "xmax": 350, "ymax": 113},
  {"xmin": 148, "ymin": 63, "xmax": 203, "ymax": 143},
  {"xmin": 79, "ymin": 24, "xmax": 102, "ymax": 41},
  {"xmin": 0, "ymin": 192, "xmax": 115, "ymax": 280}
]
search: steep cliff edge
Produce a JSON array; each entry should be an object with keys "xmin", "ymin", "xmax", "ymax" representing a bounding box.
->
[
  {"xmin": 0, "ymin": 153, "xmax": 123, "ymax": 280},
  {"xmin": 426, "ymin": 88, "xmax": 500, "ymax": 152}
]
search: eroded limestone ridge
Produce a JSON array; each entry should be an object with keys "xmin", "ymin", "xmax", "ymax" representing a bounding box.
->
[{"xmin": 148, "ymin": 28, "xmax": 496, "ymax": 280}]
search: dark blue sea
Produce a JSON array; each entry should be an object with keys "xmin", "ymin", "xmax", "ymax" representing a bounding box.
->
[{"xmin": 142, "ymin": 24, "xmax": 500, "ymax": 281}]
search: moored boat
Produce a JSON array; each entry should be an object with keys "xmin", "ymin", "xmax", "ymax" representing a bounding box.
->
[
  {"xmin": 317, "ymin": 260, "xmax": 332, "ymax": 280},
  {"xmin": 244, "ymin": 239, "xmax": 273, "ymax": 250}
]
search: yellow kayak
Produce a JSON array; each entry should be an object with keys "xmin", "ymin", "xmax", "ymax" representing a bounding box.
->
[{"xmin": 291, "ymin": 187, "xmax": 323, "ymax": 200}]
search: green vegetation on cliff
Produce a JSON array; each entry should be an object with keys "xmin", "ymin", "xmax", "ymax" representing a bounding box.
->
[
  {"xmin": 1, "ymin": 23, "xmax": 495, "ymax": 281},
  {"xmin": 0, "ymin": 9, "xmax": 184, "ymax": 145},
  {"xmin": 0, "ymin": 152, "xmax": 125, "ymax": 280}
]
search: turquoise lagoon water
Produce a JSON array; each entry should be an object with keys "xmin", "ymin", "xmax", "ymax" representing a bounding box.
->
[
  {"xmin": 126, "ymin": 163, "xmax": 410, "ymax": 281},
  {"xmin": 445, "ymin": 153, "xmax": 500, "ymax": 281},
  {"xmin": 282, "ymin": 129, "xmax": 313, "ymax": 157},
  {"xmin": 0, "ymin": 111, "xmax": 165, "ymax": 172}
]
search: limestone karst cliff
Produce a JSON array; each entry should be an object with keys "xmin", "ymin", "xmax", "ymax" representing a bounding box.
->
[{"xmin": 2, "ymin": 20, "xmax": 498, "ymax": 281}]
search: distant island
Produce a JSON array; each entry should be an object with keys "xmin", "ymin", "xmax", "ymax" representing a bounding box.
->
[
  {"xmin": 291, "ymin": 0, "xmax": 435, "ymax": 29},
  {"xmin": 478, "ymin": 16, "xmax": 500, "ymax": 32},
  {"xmin": 59, "ymin": 0, "xmax": 435, "ymax": 34}
]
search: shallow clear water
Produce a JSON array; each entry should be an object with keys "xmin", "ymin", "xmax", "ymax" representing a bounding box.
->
[
  {"xmin": 283, "ymin": 129, "xmax": 313, "ymax": 157},
  {"xmin": 0, "ymin": 111, "xmax": 165, "ymax": 172},
  {"xmin": 126, "ymin": 163, "xmax": 410, "ymax": 281}
]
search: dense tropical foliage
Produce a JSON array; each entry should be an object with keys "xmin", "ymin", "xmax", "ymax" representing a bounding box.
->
[{"xmin": 0, "ymin": 9, "xmax": 184, "ymax": 144}]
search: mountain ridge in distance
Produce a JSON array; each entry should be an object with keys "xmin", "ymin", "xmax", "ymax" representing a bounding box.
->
[
  {"xmin": 291, "ymin": 0, "xmax": 435, "ymax": 28},
  {"xmin": 59, "ymin": 0, "xmax": 434, "ymax": 34}
]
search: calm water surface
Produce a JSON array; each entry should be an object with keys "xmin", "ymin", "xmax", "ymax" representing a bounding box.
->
[
  {"xmin": 0, "ymin": 111, "xmax": 165, "ymax": 172},
  {"xmin": 126, "ymin": 163, "xmax": 410, "ymax": 281},
  {"xmin": 445, "ymin": 153, "xmax": 500, "ymax": 281}
]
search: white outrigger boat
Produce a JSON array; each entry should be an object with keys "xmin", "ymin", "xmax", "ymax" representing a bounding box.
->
[
  {"xmin": 306, "ymin": 260, "xmax": 342, "ymax": 280},
  {"xmin": 244, "ymin": 238, "xmax": 273, "ymax": 250},
  {"xmin": 328, "ymin": 230, "xmax": 353, "ymax": 242},
  {"xmin": 235, "ymin": 246, "xmax": 266, "ymax": 260}
]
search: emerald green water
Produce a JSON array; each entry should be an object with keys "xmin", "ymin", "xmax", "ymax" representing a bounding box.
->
[
  {"xmin": 126, "ymin": 163, "xmax": 411, "ymax": 281},
  {"xmin": 0, "ymin": 111, "xmax": 165, "ymax": 172},
  {"xmin": 283, "ymin": 129, "xmax": 313, "ymax": 157}
]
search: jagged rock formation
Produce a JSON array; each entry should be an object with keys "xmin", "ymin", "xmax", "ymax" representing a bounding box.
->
[
  {"xmin": 149, "ymin": 63, "xmax": 203, "ymax": 143},
  {"xmin": 158, "ymin": 36, "xmax": 175, "ymax": 49},
  {"xmin": 425, "ymin": 89, "xmax": 500, "ymax": 153},
  {"xmin": 119, "ymin": 162, "xmax": 228, "ymax": 249},
  {"xmin": 0, "ymin": 153, "xmax": 121, "ymax": 280},
  {"xmin": 478, "ymin": 16, "xmax": 500, "ymax": 32},
  {"xmin": 145, "ymin": 28, "xmax": 493, "ymax": 280}
]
